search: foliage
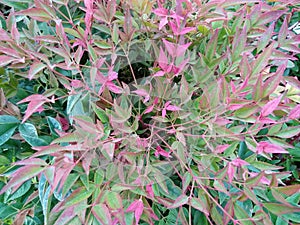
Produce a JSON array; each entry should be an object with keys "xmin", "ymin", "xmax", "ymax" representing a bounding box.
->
[{"xmin": 0, "ymin": 0, "xmax": 300, "ymax": 224}]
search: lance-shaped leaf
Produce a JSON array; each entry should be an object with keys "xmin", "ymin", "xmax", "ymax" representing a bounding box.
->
[
  {"xmin": 28, "ymin": 62, "xmax": 47, "ymax": 80},
  {"xmin": 19, "ymin": 123, "xmax": 49, "ymax": 146},
  {"xmin": 0, "ymin": 165, "xmax": 45, "ymax": 195},
  {"xmin": 261, "ymin": 95, "xmax": 282, "ymax": 117},
  {"xmin": 256, "ymin": 141, "xmax": 288, "ymax": 155},
  {"xmin": 0, "ymin": 115, "xmax": 20, "ymax": 146},
  {"xmin": 15, "ymin": 8, "xmax": 53, "ymax": 22},
  {"xmin": 232, "ymin": 24, "xmax": 247, "ymax": 60},
  {"xmin": 263, "ymin": 203, "xmax": 300, "ymax": 216},
  {"xmin": 262, "ymin": 63, "xmax": 286, "ymax": 98},
  {"xmin": 273, "ymin": 126, "xmax": 300, "ymax": 139},
  {"xmin": 92, "ymin": 204, "xmax": 112, "ymax": 225},
  {"xmin": 255, "ymin": 10, "xmax": 286, "ymax": 27},
  {"xmin": 288, "ymin": 104, "xmax": 300, "ymax": 120},
  {"xmin": 278, "ymin": 17, "xmax": 288, "ymax": 46},
  {"xmin": 257, "ymin": 23, "xmax": 275, "ymax": 53},
  {"xmin": 126, "ymin": 199, "xmax": 144, "ymax": 225},
  {"xmin": 251, "ymin": 42, "xmax": 274, "ymax": 76},
  {"xmin": 252, "ymin": 74, "xmax": 263, "ymax": 101},
  {"xmin": 168, "ymin": 194, "xmax": 189, "ymax": 209},
  {"xmin": 0, "ymin": 28, "xmax": 11, "ymax": 41},
  {"xmin": 17, "ymin": 94, "xmax": 55, "ymax": 123},
  {"xmin": 57, "ymin": 185, "xmax": 95, "ymax": 211},
  {"xmin": 206, "ymin": 29, "xmax": 219, "ymax": 61},
  {"xmin": 0, "ymin": 55, "xmax": 23, "ymax": 67}
]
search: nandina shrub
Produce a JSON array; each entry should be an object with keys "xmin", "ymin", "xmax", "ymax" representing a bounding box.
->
[{"xmin": 0, "ymin": 0, "xmax": 300, "ymax": 224}]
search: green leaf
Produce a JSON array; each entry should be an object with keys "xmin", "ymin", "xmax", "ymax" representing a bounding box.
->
[
  {"xmin": 234, "ymin": 105, "xmax": 259, "ymax": 118},
  {"xmin": 92, "ymin": 204, "xmax": 112, "ymax": 225},
  {"xmin": 0, "ymin": 203, "xmax": 18, "ymax": 220},
  {"xmin": 273, "ymin": 126, "xmax": 300, "ymax": 138},
  {"xmin": 15, "ymin": 8, "xmax": 52, "ymax": 21},
  {"xmin": 28, "ymin": 62, "xmax": 46, "ymax": 80},
  {"xmin": 251, "ymin": 43, "xmax": 274, "ymax": 76},
  {"xmin": 169, "ymin": 194, "xmax": 189, "ymax": 208},
  {"xmin": 263, "ymin": 203, "xmax": 300, "ymax": 216},
  {"xmin": 0, "ymin": 165, "xmax": 45, "ymax": 195},
  {"xmin": 105, "ymin": 191, "xmax": 123, "ymax": 210},
  {"xmin": 0, "ymin": 0, "xmax": 29, "ymax": 10},
  {"xmin": 0, "ymin": 115, "xmax": 19, "ymax": 146},
  {"xmin": 234, "ymin": 203, "xmax": 253, "ymax": 225},
  {"xmin": 251, "ymin": 161, "xmax": 283, "ymax": 171},
  {"xmin": 94, "ymin": 41, "xmax": 112, "ymax": 49},
  {"xmin": 190, "ymin": 198, "xmax": 209, "ymax": 215},
  {"xmin": 6, "ymin": 180, "xmax": 31, "ymax": 202},
  {"xmin": 61, "ymin": 185, "xmax": 95, "ymax": 210},
  {"xmin": 47, "ymin": 116, "xmax": 62, "ymax": 136},
  {"xmin": 19, "ymin": 123, "xmax": 49, "ymax": 146},
  {"xmin": 92, "ymin": 103, "xmax": 109, "ymax": 123}
]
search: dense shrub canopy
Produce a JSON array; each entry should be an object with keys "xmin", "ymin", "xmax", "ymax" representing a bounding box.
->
[{"xmin": 0, "ymin": 0, "xmax": 300, "ymax": 224}]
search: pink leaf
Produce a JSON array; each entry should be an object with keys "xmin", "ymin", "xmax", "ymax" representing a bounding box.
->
[
  {"xmin": 231, "ymin": 158, "xmax": 249, "ymax": 167},
  {"xmin": 163, "ymin": 39, "xmax": 176, "ymax": 57},
  {"xmin": 155, "ymin": 146, "xmax": 171, "ymax": 158},
  {"xmin": 108, "ymin": 70, "xmax": 118, "ymax": 81},
  {"xmin": 126, "ymin": 199, "xmax": 144, "ymax": 225},
  {"xmin": 106, "ymin": 82, "xmax": 123, "ymax": 94},
  {"xmin": 227, "ymin": 163, "xmax": 235, "ymax": 183},
  {"xmin": 261, "ymin": 96, "xmax": 282, "ymax": 117},
  {"xmin": 162, "ymin": 108, "xmax": 167, "ymax": 118},
  {"xmin": 215, "ymin": 144, "xmax": 230, "ymax": 153},
  {"xmin": 153, "ymin": 70, "xmax": 165, "ymax": 77},
  {"xmin": 146, "ymin": 183, "xmax": 154, "ymax": 198},
  {"xmin": 289, "ymin": 104, "xmax": 300, "ymax": 120},
  {"xmin": 28, "ymin": 62, "xmax": 46, "ymax": 80},
  {"xmin": 157, "ymin": 47, "xmax": 169, "ymax": 71},
  {"xmin": 153, "ymin": 8, "xmax": 168, "ymax": 16},
  {"xmin": 71, "ymin": 79, "xmax": 84, "ymax": 88},
  {"xmin": 166, "ymin": 104, "xmax": 181, "ymax": 111},
  {"xmin": 17, "ymin": 94, "xmax": 54, "ymax": 123},
  {"xmin": 178, "ymin": 26, "xmax": 196, "ymax": 35},
  {"xmin": 0, "ymin": 55, "xmax": 21, "ymax": 67},
  {"xmin": 0, "ymin": 165, "xmax": 45, "ymax": 195},
  {"xmin": 132, "ymin": 89, "xmax": 150, "ymax": 103},
  {"xmin": 159, "ymin": 17, "xmax": 168, "ymax": 30},
  {"xmin": 144, "ymin": 104, "xmax": 154, "ymax": 114},
  {"xmin": 256, "ymin": 141, "xmax": 288, "ymax": 154},
  {"xmin": 0, "ymin": 28, "xmax": 11, "ymax": 41}
]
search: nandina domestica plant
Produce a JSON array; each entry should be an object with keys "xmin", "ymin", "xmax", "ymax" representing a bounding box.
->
[{"xmin": 0, "ymin": 0, "xmax": 300, "ymax": 224}]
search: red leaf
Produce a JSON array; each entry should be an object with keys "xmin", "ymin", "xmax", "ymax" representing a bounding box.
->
[{"xmin": 261, "ymin": 96, "xmax": 282, "ymax": 117}]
